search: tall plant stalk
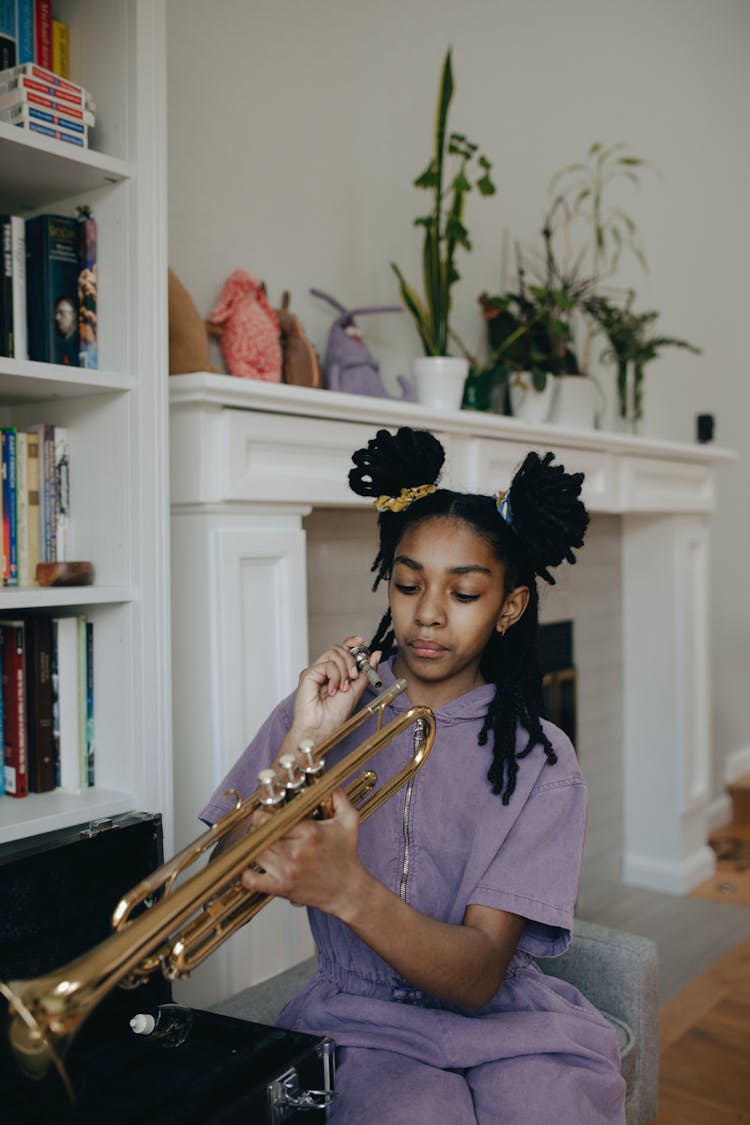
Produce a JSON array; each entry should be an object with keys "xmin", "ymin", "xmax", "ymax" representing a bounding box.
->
[{"xmin": 391, "ymin": 50, "xmax": 496, "ymax": 356}]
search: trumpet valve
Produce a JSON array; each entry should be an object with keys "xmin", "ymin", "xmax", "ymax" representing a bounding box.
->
[
  {"xmin": 277, "ymin": 754, "xmax": 306, "ymax": 799},
  {"xmin": 257, "ymin": 768, "xmax": 285, "ymax": 808},
  {"xmin": 297, "ymin": 739, "xmax": 325, "ymax": 782}
]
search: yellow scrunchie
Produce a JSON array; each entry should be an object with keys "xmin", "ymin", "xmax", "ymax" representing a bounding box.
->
[{"xmin": 373, "ymin": 483, "xmax": 437, "ymax": 513}]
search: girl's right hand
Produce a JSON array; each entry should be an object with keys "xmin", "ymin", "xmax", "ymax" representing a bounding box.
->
[{"xmin": 288, "ymin": 635, "xmax": 382, "ymax": 748}]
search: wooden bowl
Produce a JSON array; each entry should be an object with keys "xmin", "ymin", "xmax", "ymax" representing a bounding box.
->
[{"xmin": 36, "ymin": 561, "xmax": 95, "ymax": 587}]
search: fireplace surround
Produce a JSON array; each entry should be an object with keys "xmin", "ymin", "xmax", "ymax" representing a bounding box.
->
[{"xmin": 169, "ymin": 373, "xmax": 734, "ymax": 1003}]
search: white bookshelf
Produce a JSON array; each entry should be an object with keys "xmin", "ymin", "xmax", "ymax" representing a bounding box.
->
[{"xmin": 0, "ymin": 1, "xmax": 173, "ymax": 848}]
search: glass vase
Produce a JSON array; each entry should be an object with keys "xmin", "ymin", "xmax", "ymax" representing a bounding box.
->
[{"xmin": 616, "ymin": 361, "xmax": 644, "ymax": 435}]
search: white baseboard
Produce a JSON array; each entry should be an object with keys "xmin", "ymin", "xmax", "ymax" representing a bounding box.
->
[{"xmin": 623, "ymin": 844, "xmax": 716, "ymax": 895}]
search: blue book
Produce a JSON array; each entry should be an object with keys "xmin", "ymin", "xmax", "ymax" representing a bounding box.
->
[
  {"xmin": 15, "ymin": 0, "xmax": 33, "ymax": 64},
  {"xmin": 1, "ymin": 427, "xmax": 18, "ymax": 587},
  {"xmin": 85, "ymin": 619, "xmax": 94, "ymax": 786},
  {"xmin": 0, "ymin": 0, "xmax": 15, "ymax": 69}
]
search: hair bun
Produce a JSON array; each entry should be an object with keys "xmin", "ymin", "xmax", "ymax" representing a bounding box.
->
[
  {"xmin": 349, "ymin": 427, "xmax": 445, "ymax": 500},
  {"xmin": 507, "ymin": 451, "xmax": 588, "ymax": 584}
]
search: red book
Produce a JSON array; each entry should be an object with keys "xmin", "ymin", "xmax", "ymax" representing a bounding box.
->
[
  {"xmin": 1, "ymin": 621, "xmax": 28, "ymax": 797},
  {"xmin": 24, "ymin": 614, "xmax": 55, "ymax": 792},
  {"xmin": 34, "ymin": 1, "xmax": 52, "ymax": 70}
]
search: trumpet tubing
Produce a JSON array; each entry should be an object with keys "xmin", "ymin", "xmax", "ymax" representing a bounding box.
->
[{"xmin": 1, "ymin": 677, "xmax": 435, "ymax": 1089}]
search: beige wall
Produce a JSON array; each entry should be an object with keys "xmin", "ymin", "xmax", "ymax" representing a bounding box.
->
[{"xmin": 166, "ymin": 0, "xmax": 750, "ymax": 797}]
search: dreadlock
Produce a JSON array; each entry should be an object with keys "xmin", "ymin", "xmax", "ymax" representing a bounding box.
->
[{"xmin": 348, "ymin": 428, "xmax": 589, "ymax": 805}]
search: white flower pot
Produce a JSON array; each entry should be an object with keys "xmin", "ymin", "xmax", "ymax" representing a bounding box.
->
[
  {"xmin": 549, "ymin": 375, "xmax": 601, "ymax": 431},
  {"xmin": 508, "ymin": 371, "xmax": 555, "ymax": 424},
  {"xmin": 412, "ymin": 356, "xmax": 469, "ymax": 412}
]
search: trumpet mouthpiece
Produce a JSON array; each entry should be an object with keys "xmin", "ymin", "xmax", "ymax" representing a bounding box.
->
[{"xmin": 349, "ymin": 645, "xmax": 383, "ymax": 691}]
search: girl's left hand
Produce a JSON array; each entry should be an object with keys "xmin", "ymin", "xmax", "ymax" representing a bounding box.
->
[{"xmin": 240, "ymin": 789, "xmax": 364, "ymax": 916}]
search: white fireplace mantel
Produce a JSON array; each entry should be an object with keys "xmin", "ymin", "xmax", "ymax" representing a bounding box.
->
[{"xmin": 169, "ymin": 373, "xmax": 734, "ymax": 1004}]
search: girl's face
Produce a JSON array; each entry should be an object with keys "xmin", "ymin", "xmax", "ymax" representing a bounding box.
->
[{"xmin": 389, "ymin": 516, "xmax": 527, "ymax": 710}]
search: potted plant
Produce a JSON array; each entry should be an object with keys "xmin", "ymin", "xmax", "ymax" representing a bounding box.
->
[
  {"xmin": 391, "ymin": 48, "xmax": 496, "ymax": 410},
  {"xmin": 584, "ymin": 293, "xmax": 701, "ymax": 430}
]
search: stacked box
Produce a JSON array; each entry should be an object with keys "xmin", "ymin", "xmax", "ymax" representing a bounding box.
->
[{"xmin": 0, "ymin": 62, "xmax": 95, "ymax": 148}]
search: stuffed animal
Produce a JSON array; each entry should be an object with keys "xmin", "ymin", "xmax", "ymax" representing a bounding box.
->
[
  {"xmin": 310, "ymin": 288, "xmax": 414, "ymax": 400},
  {"xmin": 168, "ymin": 268, "xmax": 217, "ymax": 374},
  {"xmin": 207, "ymin": 270, "xmax": 282, "ymax": 381},
  {"xmin": 277, "ymin": 291, "xmax": 323, "ymax": 388}
]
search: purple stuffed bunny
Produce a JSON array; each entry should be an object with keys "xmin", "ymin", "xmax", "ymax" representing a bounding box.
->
[{"xmin": 310, "ymin": 289, "xmax": 415, "ymax": 400}]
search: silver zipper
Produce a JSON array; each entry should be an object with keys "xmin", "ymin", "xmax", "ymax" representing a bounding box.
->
[{"xmin": 399, "ymin": 719, "xmax": 426, "ymax": 901}]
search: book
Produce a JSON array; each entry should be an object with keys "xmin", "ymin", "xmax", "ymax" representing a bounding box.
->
[
  {"xmin": 17, "ymin": 119, "xmax": 86, "ymax": 147},
  {"xmin": 33, "ymin": 0, "xmax": 51, "ymax": 70},
  {"xmin": 0, "ymin": 102, "xmax": 88, "ymax": 137},
  {"xmin": 1, "ymin": 427, "xmax": 18, "ymax": 586},
  {"xmin": 77, "ymin": 207, "xmax": 97, "ymax": 369},
  {"xmin": 0, "ymin": 628, "xmax": 4, "ymax": 794},
  {"xmin": 77, "ymin": 614, "xmax": 87, "ymax": 788},
  {"xmin": 15, "ymin": 430, "xmax": 28, "ymax": 585},
  {"xmin": 0, "ymin": 35, "xmax": 16, "ymax": 70},
  {"xmin": 0, "ymin": 87, "xmax": 95, "ymax": 124},
  {"xmin": 51, "ymin": 18, "xmax": 67, "ymax": 78},
  {"xmin": 24, "ymin": 613, "xmax": 55, "ymax": 791},
  {"xmin": 25, "ymin": 429, "xmax": 40, "ymax": 580},
  {"xmin": 1, "ymin": 620, "xmax": 27, "ymax": 797},
  {"xmin": 10, "ymin": 214, "xmax": 26, "ymax": 360},
  {"xmin": 52, "ymin": 615, "xmax": 82, "ymax": 791},
  {"xmin": 0, "ymin": 1, "xmax": 16, "ymax": 69},
  {"xmin": 0, "ymin": 63, "xmax": 93, "ymax": 108},
  {"xmin": 25, "ymin": 214, "xmax": 80, "ymax": 366},
  {"xmin": 16, "ymin": 0, "xmax": 33, "ymax": 65},
  {"xmin": 53, "ymin": 425, "xmax": 69, "ymax": 561},
  {"xmin": 85, "ymin": 618, "xmax": 94, "ymax": 786},
  {"xmin": 0, "ymin": 213, "xmax": 11, "ymax": 357}
]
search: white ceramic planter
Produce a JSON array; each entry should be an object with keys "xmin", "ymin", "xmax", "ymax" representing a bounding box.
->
[
  {"xmin": 508, "ymin": 371, "xmax": 555, "ymax": 424},
  {"xmin": 549, "ymin": 375, "xmax": 601, "ymax": 431},
  {"xmin": 412, "ymin": 356, "xmax": 469, "ymax": 411}
]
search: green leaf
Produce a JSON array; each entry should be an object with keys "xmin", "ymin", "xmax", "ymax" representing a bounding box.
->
[
  {"xmin": 477, "ymin": 173, "xmax": 496, "ymax": 196},
  {"xmin": 531, "ymin": 367, "xmax": 548, "ymax": 392},
  {"xmin": 446, "ymin": 214, "xmax": 470, "ymax": 249},
  {"xmin": 390, "ymin": 262, "xmax": 433, "ymax": 354},
  {"xmin": 452, "ymin": 169, "xmax": 472, "ymax": 194},
  {"xmin": 414, "ymin": 164, "xmax": 440, "ymax": 189}
]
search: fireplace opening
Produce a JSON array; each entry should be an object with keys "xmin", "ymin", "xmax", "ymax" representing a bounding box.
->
[{"xmin": 539, "ymin": 621, "xmax": 576, "ymax": 746}]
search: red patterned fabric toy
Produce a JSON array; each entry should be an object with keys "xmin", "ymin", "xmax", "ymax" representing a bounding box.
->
[{"xmin": 207, "ymin": 270, "xmax": 282, "ymax": 380}]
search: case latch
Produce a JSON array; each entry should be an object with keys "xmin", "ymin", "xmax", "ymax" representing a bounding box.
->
[{"xmin": 267, "ymin": 1040, "xmax": 337, "ymax": 1121}]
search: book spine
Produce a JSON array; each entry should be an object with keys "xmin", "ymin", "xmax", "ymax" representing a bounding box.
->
[
  {"xmin": 53, "ymin": 615, "xmax": 81, "ymax": 791},
  {"xmin": 51, "ymin": 613, "xmax": 59, "ymax": 785},
  {"xmin": 0, "ymin": 88, "xmax": 94, "ymax": 124},
  {"xmin": 0, "ymin": 2, "xmax": 15, "ymax": 68},
  {"xmin": 77, "ymin": 208, "xmax": 97, "ymax": 369},
  {"xmin": 25, "ymin": 429, "xmax": 40, "ymax": 581},
  {"xmin": 16, "ymin": 0, "xmax": 33, "ymax": 65},
  {"xmin": 1, "ymin": 621, "xmax": 27, "ymax": 797},
  {"xmin": 0, "ymin": 103, "xmax": 87, "ymax": 135},
  {"xmin": 86, "ymin": 619, "xmax": 94, "ymax": 786},
  {"xmin": 24, "ymin": 120, "xmax": 86, "ymax": 147},
  {"xmin": 33, "ymin": 0, "xmax": 51, "ymax": 69},
  {"xmin": 51, "ymin": 18, "xmax": 67, "ymax": 78},
  {"xmin": 25, "ymin": 613, "xmax": 55, "ymax": 791},
  {"xmin": 77, "ymin": 614, "xmax": 87, "ymax": 788},
  {"xmin": 44, "ymin": 423, "xmax": 55, "ymax": 561},
  {"xmin": 1, "ymin": 213, "xmax": 12, "ymax": 357},
  {"xmin": 0, "ymin": 627, "xmax": 4, "ymax": 795},
  {"xmin": 53, "ymin": 425, "xmax": 69, "ymax": 561},
  {"xmin": 1, "ymin": 428, "xmax": 18, "ymax": 587},
  {"xmin": 15, "ymin": 430, "xmax": 27, "ymax": 585},
  {"xmin": 0, "ymin": 33, "xmax": 16, "ymax": 69},
  {"xmin": 0, "ymin": 73, "xmax": 85, "ymax": 106},
  {"xmin": 10, "ymin": 215, "xmax": 26, "ymax": 361},
  {"xmin": 25, "ymin": 214, "xmax": 80, "ymax": 366}
]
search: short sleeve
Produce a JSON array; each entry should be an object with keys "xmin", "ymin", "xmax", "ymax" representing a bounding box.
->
[
  {"xmin": 469, "ymin": 775, "xmax": 587, "ymax": 958},
  {"xmin": 198, "ymin": 694, "xmax": 295, "ymax": 826}
]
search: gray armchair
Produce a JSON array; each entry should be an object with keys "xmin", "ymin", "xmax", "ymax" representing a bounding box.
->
[{"xmin": 214, "ymin": 919, "xmax": 659, "ymax": 1124}]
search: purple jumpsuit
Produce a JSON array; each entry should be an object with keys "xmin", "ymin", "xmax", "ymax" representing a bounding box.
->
[{"xmin": 201, "ymin": 661, "xmax": 626, "ymax": 1123}]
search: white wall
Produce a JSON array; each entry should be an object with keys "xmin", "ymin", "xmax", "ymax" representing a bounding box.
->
[{"xmin": 166, "ymin": 0, "xmax": 750, "ymax": 801}]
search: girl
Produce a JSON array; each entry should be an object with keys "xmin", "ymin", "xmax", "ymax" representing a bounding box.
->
[{"xmin": 200, "ymin": 426, "xmax": 626, "ymax": 1124}]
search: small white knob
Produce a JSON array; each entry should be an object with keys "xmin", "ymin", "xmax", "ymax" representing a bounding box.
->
[{"xmin": 130, "ymin": 1012, "xmax": 156, "ymax": 1035}]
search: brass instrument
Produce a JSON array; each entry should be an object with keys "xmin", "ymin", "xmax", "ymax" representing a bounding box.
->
[{"xmin": 0, "ymin": 677, "xmax": 434, "ymax": 1096}]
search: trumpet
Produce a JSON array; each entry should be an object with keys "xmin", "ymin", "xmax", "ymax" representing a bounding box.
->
[{"xmin": 0, "ymin": 676, "xmax": 434, "ymax": 1096}]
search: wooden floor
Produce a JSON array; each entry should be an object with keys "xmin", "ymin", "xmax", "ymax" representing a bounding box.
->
[{"xmin": 652, "ymin": 824, "xmax": 750, "ymax": 1121}]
